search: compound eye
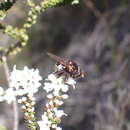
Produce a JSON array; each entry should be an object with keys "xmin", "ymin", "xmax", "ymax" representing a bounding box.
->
[{"xmin": 70, "ymin": 61, "xmax": 77, "ymax": 67}]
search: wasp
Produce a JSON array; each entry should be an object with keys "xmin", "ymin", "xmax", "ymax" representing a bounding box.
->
[{"xmin": 47, "ymin": 52, "xmax": 84, "ymax": 79}]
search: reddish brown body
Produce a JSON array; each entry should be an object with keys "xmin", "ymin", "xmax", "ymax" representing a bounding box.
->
[{"xmin": 47, "ymin": 52, "xmax": 84, "ymax": 79}]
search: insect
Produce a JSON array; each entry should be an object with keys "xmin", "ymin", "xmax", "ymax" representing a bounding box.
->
[{"xmin": 47, "ymin": 52, "xmax": 84, "ymax": 79}]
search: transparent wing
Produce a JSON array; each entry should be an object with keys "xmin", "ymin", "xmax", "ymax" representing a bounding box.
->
[{"xmin": 47, "ymin": 52, "xmax": 67, "ymax": 65}]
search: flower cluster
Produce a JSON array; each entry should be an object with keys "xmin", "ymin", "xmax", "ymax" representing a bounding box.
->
[
  {"xmin": 9, "ymin": 65, "xmax": 42, "ymax": 97},
  {"xmin": 38, "ymin": 73, "xmax": 76, "ymax": 130},
  {"xmin": 0, "ymin": 64, "xmax": 79, "ymax": 130},
  {"xmin": 0, "ymin": 66, "xmax": 42, "ymax": 129},
  {"xmin": 0, "ymin": 66, "xmax": 42, "ymax": 104},
  {"xmin": 18, "ymin": 95, "xmax": 37, "ymax": 130}
]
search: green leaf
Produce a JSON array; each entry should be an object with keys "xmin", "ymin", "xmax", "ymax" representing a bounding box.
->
[{"xmin": 0, "ymin": 1, "xmax": 15, "ymax": 11}]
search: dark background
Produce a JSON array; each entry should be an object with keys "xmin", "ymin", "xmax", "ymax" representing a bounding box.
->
[{"xmin": 0, "ymin": 0, "xmax": 130, "ymax": 130}]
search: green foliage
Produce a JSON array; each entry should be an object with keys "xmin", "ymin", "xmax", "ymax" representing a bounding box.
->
[
  {"xmin": 57, "ymin": 0, "xmax": 80, "ymax": 6},
  {"xmin": 0, "ymin": 0, "xmax": 80, "ymax": 64},
  {"xmin": 0, "ymin": 1, "xmax": 15, "ymax": 11},
  {"xmin": 0, "ymin": 125, "xmax": 7, "ymax": 130},
  {"xmin": 0, "ymin": 1, "xmax": 16, "ymax": 20},
  {"xmin": 0, "ymin": 10, "xmax": 6, "ymax": 20}
]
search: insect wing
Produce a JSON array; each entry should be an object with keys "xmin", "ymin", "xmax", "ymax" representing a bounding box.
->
[{"xmin": 47, "ymin": 52, "xmax": 67, "ymax": 65}]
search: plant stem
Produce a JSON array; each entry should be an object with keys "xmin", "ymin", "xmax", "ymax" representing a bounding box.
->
[{"xmin": 2, "ymin": 55, "xmax": 19, "ymax": 130}]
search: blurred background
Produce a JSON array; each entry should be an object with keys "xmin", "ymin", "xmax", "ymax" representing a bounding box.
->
[{"xmin": 0, "ymin": 0, "xmax": 130, "ymax": 130}]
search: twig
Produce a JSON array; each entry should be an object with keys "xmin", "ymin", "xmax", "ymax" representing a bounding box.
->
[
  {"xmin": 84, "ymin": 0, "xmax": 102, "ymax": 18},
  {"xmin": 13, "ymin": 100, "xmax": 19, "ymax": 130},
  {"xmin": 2, "ymin": 55, "xmax": 19, "ymax": 130},
  {"xmin": 2, "ymin": 56, "xmax": 10, "ymax": 84}
]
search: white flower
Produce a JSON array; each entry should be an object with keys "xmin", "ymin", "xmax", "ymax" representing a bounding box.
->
[
  {"xmin": 44, "ymin": 82, "xmax": 54, "ymax": 92},
  {"xmin": 38, "ymin": 121, "xmax": 50, "ymax": 130},
  {"xmin": 4, "ymin": 88, "xmax": 16, "ymax": 104},
  {"xmin": 0, "ymin": 96, "xmax": 4, "ymax": 102},
  {"xmin": 56, "ymin": 64, "xmax": 63, "ymax": 71},
  {"xmin": 48, "ymin": 74, "xmax": 57, "ymax": 81},
  {"xmin": 66, "ymin": 78, "xmax": 76, "ymax": 89},
  {"xmin": 51, "ymin": 124, "xmax": 57, "ymax": 129},
  {"xmin": 61, "ymin": 94, "xmax": 68, "ymax": 99},
  {"xmin": 0, "ymin": 86, "xmax": 4, "ymax": 95},
  {"xmin": 43, "ymin": 74, "xmax": 58, "ymax": 92},
  {"xmin": 54, "ymin": 99, "xmax": 64, "ymax": 106},
  {"xmin": 56, "ymin": 127, "xmax": 62, "ymax": 130},
  {"xmin": 43, "ymin": 74, "xmax": 70, "ymax": 95},
  {"xmin": 9, "ymin": 65, "xmax": 42, "ymax": 96},
  {"xmin": 37, "ymin": 115, "xmax": 51, "ymax": 130},
  {"xmin": 43, "ymin": 74, "xmax": 76, "ymax": 95},
  {"xmin": 60, "ymin": 84, "xmax": 69, "ymax": 92},
  {"xmin": 53, "ymin": 108, "xmax": 67, "ymax": 118},
  {"xmin": 47, "ymin": 94, "xmax": 53, "ymax": 99}
]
